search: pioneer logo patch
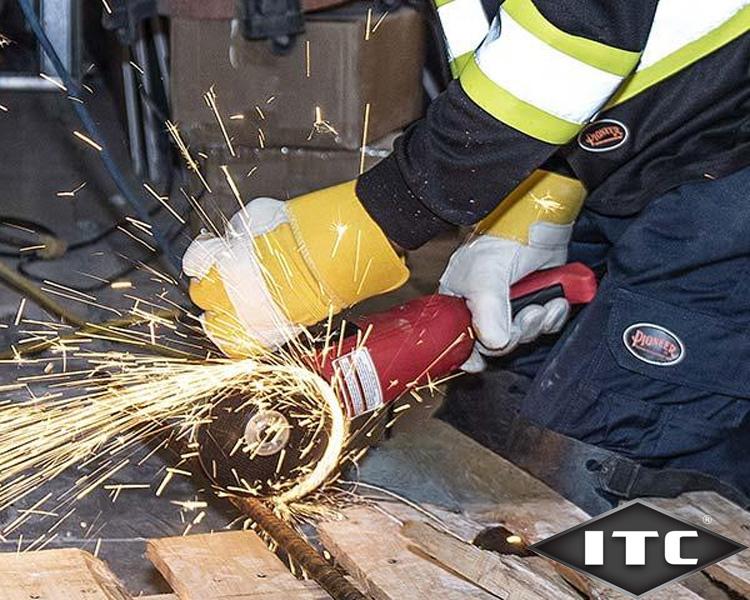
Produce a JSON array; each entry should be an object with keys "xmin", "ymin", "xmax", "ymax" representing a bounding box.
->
[
  {"xmin": 578, "ymin": 119, "xmax": 629, "ymax": 152},
  {"xmin": 624, "ymin": 323, "xmax": 684, "ymax": 366},
  {"xmin": 530, "ymin": 500, "xmax": 745, "ymax": 597}
]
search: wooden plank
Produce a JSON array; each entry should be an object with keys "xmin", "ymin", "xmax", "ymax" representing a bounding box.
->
[
  {"xmin": 318, "ymin": 505, "xmax": 496, "ymax": 599},
  {"xmin": 0, "ymin": 548, "xmax": 131, "ymax": 600},
  {"xmin": 146, "ymin": 531, "xmax": 329, "ymax": 600},
  {"xmin": 401, "ymin": 519, "xmax": 579, "ymax": 600},
  {"xmin": 650, "ymin": 492, "xmax": 750, "ymax": 597},
  {"xmin": 358, "ymin": 418, "xmax": 705, "ymax": 600}
]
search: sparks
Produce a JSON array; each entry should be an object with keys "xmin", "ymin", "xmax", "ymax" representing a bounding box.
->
[
  {"xmin": 204, "ymin": 85, "xmax": 236, "ymax": 157},
  {"xmin": 330, "ymin": 222, "xmax": 348, "ymax": 258},
  {"xmin": 359, "ymin": 103, "xmax": 371, "ymax": 174},
  {"xmin": 56, "ymin": 181, "xmax": 87, "ymax": 198},
  {"xmin": 73, "ymin": 130, "xmax": 103, "ymax": 152},
  {"xmin": 165, "ymin": 120, "xmax": 212, "ymax": 192},
  {"xmin": 532, "ymin": 193, "xmax": 565, "ymax": 215},
  {"xmin": 308, "ymin": 106, "xmax": 338, "ymax": 141},
  {"xmin": 40, "ymin": 73, "xmax": 66, "ymax": 92}
]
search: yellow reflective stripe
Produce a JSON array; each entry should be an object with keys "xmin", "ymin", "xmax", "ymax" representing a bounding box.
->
[
  {"xmin": 608, "ymin": 7, "xmax": 750, "ymax": 107},
  {"xmin": 460, "ymin": 57, "xmax": 581, "ymax": 144},
  {"xmin": 502, "ymin": 0, "xmax": 640, "ymax": 77},
  {"xmin": 433, "ymin": 0, "xmax": 452, "ymax": 7},
  {"xmin": 449, "ymin": 52, "xmax": 473, "ymax": 78}
]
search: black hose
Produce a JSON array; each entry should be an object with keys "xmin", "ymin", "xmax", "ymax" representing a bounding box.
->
[{"xmin": 15, "ymin": 0, "xmax": 180, "ymax": 280}]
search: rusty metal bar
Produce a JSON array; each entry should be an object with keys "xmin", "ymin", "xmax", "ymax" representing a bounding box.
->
[{"xmin": 235, "ymin": 497, "xmax": 366, "ymax": 600}]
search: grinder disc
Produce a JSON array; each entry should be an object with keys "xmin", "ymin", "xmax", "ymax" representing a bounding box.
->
[{"xmin": 197, "ymin": 389, "xmax": 332, "ymax": 498}]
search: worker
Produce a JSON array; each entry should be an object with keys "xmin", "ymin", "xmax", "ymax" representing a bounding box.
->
[{"xmin": 184, "ymin": 0, "xmax": 750, "ymax": 513}]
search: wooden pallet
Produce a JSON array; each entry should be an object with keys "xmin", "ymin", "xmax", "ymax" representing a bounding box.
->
[{"xmin": 1, "ymin": 421, "xmax": 748, "ymax": 599}]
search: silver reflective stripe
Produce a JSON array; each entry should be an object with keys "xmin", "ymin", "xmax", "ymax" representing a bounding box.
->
[
  {"xmin": 638, "ymin": 0, "xmax": 750, "ymax": 71},
  {"xmin": 475, "ymin": 13, "xmax": 624, "ymax": 124},
  {"xmin": 437, "ymin": 0, "xmax": 489, "ymax": 62}
]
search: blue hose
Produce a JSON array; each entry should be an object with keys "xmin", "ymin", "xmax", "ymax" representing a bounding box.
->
[{"xmin": 15, "ymin": 0, "xmax": 181, "ymax": 278}]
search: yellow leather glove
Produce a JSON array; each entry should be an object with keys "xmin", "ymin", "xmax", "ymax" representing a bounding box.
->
[
  {"xmin": 183, "ymin": 181, "xmax": 409, "ymax": 357},
  {"xmin": 440, "ymin": 170, "xmax": 587, "ymax": 371}
]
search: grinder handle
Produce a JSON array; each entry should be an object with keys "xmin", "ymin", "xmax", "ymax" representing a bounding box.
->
[
  {"xmin": 509, "ymin": 262, "xmax": 597, "ymax": 315},
  {"xmin": 321, "ymin": 263, "xmax": 598, "ymax": 418}
]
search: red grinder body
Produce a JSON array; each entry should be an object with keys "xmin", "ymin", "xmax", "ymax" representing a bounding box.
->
[
  {"xmin": 314, "ymin": 263, "xmax": 597, "ymax": 419},
  {"xmin": 196, "ymin": 263, "xmax": 597, "ymax": 498}
]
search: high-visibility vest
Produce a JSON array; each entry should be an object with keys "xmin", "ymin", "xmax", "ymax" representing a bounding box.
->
[
  {"xmin": 433, "ymin": 0, "xmax": 748, "ymax": 144},
  {"xmin": 355, "ymin": 0, "xmax": 750, "ymax": 248}
]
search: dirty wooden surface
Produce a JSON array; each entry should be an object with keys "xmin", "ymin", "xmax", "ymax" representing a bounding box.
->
[
  {"xmin": 401, "ymin": 519, "xmax": 578, "ymax": 599},
  {"xmin": 146, "ymin": 530, "xmax": 330, "ymax": 600},
  {"xmin": 356, "ymin": 418, "xmax": 711, "ymax": 599},
  {"xmin": 651, "ymin": 492, "xmax": 750, "ymax": 597},
  {"xmin": 318, "ymin": 505, "xmax": 495, "ymax": 599},
  {"xmin": 0, "ymin": 548, "xmax": 131, "ymax": 600}
]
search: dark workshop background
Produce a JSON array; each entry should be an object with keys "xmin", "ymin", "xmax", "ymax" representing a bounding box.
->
[{"xmin": 0, "ymin": 1, "xmax": 458, "ymax": 594}]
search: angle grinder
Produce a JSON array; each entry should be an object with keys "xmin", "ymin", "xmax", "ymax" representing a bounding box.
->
[{"xmin": 197, "ymin": 263, "xmax": 597, "ymax": 501}]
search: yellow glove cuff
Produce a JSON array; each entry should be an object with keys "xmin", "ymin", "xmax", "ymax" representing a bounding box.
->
[
  {"xmin": 286, "ymin": 180, "xmax": 409, "ymax": 309},
  {"xmin": 477, "ymin": 170, "xmax": 587, "ymax": 244},
  {"xmin": 261, "ymin": 180, "xmax": 409, "ymax": 326}
]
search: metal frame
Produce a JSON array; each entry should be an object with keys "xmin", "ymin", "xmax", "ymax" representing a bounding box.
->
[{"xmin": 0, "ymin": 0, "xmax": 76, "ymax": 91}]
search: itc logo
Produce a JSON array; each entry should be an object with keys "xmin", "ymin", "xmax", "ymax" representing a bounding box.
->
[
  {"xmin": 530, "ymin": 501, "xmax": 745, "ymax": 597},
  {"xmin": 585, "ymin": 530, "xmax": 698, "ymax": 566}
]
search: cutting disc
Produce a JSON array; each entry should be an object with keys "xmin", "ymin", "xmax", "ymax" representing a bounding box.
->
[{"xmin": 197, "ymin": 389, "xmax": 333, "ymax": 498}]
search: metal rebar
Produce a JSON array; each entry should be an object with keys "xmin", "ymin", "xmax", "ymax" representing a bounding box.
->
[{"xmin": 234, "ymin": 497, "xmax": 366, "ymax": 600}]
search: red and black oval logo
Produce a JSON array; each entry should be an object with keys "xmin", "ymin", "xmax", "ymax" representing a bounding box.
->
[
  {"xmin": 623, "ymin": 323, "xmax": 684, "ymax": 366},
  {"xmin": 578, "ymin": 119, "xmax": 629, "ymax": 153}
]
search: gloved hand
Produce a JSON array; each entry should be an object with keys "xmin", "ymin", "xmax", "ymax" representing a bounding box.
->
[
  {"xmin": 183, "ymin": 181, "xmax": 409, "ymax": 357},
  {"xmin": 439, "ymin": 170, "xmax": 586, "ymax": 372}
]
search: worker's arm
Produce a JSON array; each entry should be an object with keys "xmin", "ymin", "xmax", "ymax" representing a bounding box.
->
[
  {"xmin": 184, "ymin": 0, "xmax": 658, "ymax": 357},
  {"xmin": 395, "ymin": 0, "xmax": 657, "ymax": 368},
  {"xmin": 440, "ymin": 170, "xmax": 586, "ymax": 371},
  {"xmin": 357, "ymin": 0, "xmax": 658, "ymax": 250}
]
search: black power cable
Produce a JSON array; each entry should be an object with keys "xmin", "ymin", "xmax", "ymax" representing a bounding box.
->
[{"xmin": 15, "ymin": 0, "xmax": 181, "ymax": 281}]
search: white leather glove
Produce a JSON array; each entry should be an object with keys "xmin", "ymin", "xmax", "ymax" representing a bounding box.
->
[
  {"xmin": 439, "ymin": 170, "xmax": 586, "ymax": 372},
  {"xmin": 183, "ymin": 181, "xmax": 408, "ymax": 357},
  {"xmin": 440, "ymin": 225, "xmax": 572, "ymax": 372},
  {"xmin": 183, "ymin": 197, "xmax": 301, "ymax": 353}
]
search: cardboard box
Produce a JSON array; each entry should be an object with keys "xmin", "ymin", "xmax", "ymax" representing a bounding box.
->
[
  {"xmin": 189, "ymin": 136, "xmax": 394, "ymax": 233},
  {"xmin": 171, "ymin": 4, "xmax": 425, "ymax": 151}
]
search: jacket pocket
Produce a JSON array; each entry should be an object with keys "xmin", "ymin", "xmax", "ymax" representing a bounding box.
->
[
  {"xmin": 582, "ymin": 288, "xmax": 750, "ymax": 459},
  {"xmin": 606, "ymin": 288, "xmax": 750, "ymax": 400}
]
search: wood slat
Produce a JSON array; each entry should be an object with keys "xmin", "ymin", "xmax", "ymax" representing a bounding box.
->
[
  {"xmin": 440, "ymin": 421, "xmax": 707, "ymax": 599},
  {"xmin": 650, "ymin": 492, "xmax": 750, "ymax": 597},
  {"xmin": 359, "ymin": 419, "xmax": 705, "ymax": 600},
  {"xmin": 401, "ymin": 519, "xmax": 579, "ymax": 600},
  {"xmin": 318, "ymin": 505, "xmax": 497, "ymax": 599},
  {"xmin": 146, "ymin": 530, "xmax": 329, "ymax": 600},
  {"xmin": 0, "ymin": 548, "xmax": 131, "ymax": 600}
]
